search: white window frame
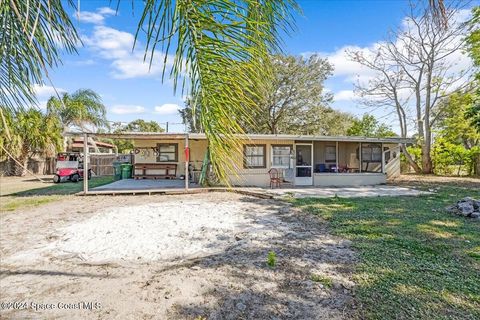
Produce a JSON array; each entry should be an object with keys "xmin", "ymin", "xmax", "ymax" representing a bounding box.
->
[
  {"xmin": 271, "ymin": 145, "xmax": 292, "ymax": 169},
  {"xmin": 243, "ymin": 144, "xmax": 266, "ymax": 168}
]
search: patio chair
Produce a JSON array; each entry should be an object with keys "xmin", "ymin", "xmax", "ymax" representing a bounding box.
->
[{"xmin": 268, "ymin": 168, "xmax": 282, "ymax": 188}]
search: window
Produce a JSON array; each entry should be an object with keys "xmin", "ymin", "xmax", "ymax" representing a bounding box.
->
[
  {"xmin": 325, "ymin": 145, "xmax": 336, "ymax": 162},
  {"xmin": 157, "ymin": 143, "xmax": 178, "ymax": 162},
  {"xmin": 272, "ymin": 145, "xmax": 291, "ymax": 168},
  {"xmin": 244, "ymin": 145, "xmax": 266, "ymax": 168}
]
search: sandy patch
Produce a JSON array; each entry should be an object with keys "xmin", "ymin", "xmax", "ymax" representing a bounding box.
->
[{"xmin": 1, "ymin": 193, "xmax": 356, "ymax": 319}]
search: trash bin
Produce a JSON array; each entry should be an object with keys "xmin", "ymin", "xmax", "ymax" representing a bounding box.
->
[
  {"xmin": 113, "ymin": 161, "xmax": 123, "ymax": 180},
  {"xmin": 121, "ymin": 163, "xmax": 133, "ymax": 179}
]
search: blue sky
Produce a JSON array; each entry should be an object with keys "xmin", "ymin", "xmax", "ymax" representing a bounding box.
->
[{"xmin": 35, "ymin": 0, "xmax": 475, "ymax": 133}]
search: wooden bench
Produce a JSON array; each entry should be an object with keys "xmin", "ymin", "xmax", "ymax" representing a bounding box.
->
[{"xmin": 133, "ymin": 163, "xmax": 177, "ymax": 179}]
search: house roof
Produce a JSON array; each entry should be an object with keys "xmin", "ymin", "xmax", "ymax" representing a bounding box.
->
[
  {"xmin": 70, "ymin": 137, "xmax": 115, "ymax": 149},
  {"xmin": 85, "ymin": 132, "xmax": 413, "ymax": 144}
]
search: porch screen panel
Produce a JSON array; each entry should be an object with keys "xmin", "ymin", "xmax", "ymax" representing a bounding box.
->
[
  {"xmin": 361, "ymin": 144, "xmax": 382, "ymax": 172},
  {"xmin": 325, "ymin": 146, "xmax": 336, "ymax": 163},
  {"xmin": 272, "ymin": 146, "xmax": 291, "ymax": 168},
  {"xmin": 244, "ymin": 145, "xmax": 266, "ymax": 168}
]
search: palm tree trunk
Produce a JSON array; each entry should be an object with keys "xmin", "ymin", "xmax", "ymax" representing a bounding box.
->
[{"xmin": 14, "ymin": 146, "xmax": 30, "ymax": 176}]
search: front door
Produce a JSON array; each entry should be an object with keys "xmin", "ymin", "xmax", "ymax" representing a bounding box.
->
[{"xmin": 295, "ymin": 144, "xmax": 313, "ymax": 186}]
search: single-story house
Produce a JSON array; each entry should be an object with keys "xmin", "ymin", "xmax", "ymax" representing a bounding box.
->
[{"xmin": 96, "ymin": 132, "xmax": 408, "ymax": 187}]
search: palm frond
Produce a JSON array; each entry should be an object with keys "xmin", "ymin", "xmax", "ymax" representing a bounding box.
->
[
  {"xmin": 0, "ymin": 0, "xmax": 79, "ymax": 113},
  {"xmin": 137, "ymin": 0, "xmax": 298, "ymax": 184}
]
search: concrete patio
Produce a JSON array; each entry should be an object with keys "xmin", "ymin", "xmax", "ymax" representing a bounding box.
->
[
  {"xmin": 249, "ymin": 185, "xmax": 429, "ymax": 199},
  {"xmin": 91, "ymin": 179, "xmax": 428, "ymax": 198},
  {"xmin": 92, "ymin": 178, "xmax": 198, "ymax": 191}
]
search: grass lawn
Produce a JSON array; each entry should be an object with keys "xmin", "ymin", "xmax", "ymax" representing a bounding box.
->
[
  {"xmin": 0, "ymin": 176, "xmax": 114, "ymax": 212},
  {"xmin": 292, "ymin": 185, "xmax": 480, "ymax": 319}
]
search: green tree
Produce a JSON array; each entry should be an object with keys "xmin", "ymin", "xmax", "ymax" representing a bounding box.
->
[
  {"xmin": 181, "ymin": 54, "xmax": 354, "ymax": 135},
  {"xmin": 253, "ymin": 54, "xmax": 335, "ymax": 134},
  {"xmin": 435, "ymin": 92, "xmax": 480, "ymax": 175},
  {"xmin": 111, "ymin": 119, "xmax": 164, "ymax": 153},
  {"xmin": 347, "ymin": 114, "xmax": 397, "ymax": 138},
  {"xmin": 46, "ymin": 89, "xmax": 108, "ymax": 132},
  {"xmin": 0, "ymin": 108, "xmax": 62, "ymax": 176},
  {"xmin": 466, "ymin": 6, "xmax": 480, "ymax": 132},
  {"xmin": 179, "ymin": 98, "xmax": 203, "ymax": 133}
]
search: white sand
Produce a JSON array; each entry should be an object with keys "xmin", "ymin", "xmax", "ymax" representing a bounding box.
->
[
  {"xmin": 1, "ymin": 193, "xmax": 355, "ymax": 319},
  {"xmin": 50, "ymin": 199, "xmax": 262, "ymax": 262}
]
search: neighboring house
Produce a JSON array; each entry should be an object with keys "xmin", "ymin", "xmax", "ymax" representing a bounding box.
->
[
  {"xmin": 67, "ymin": 137, "xmax": 116, "ymax": 154},
  {"xmin": 101, "ymin": 132, "xmax": 407, "ymax": 187}
]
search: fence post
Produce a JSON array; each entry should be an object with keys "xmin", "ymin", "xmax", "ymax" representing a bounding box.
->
[{"xmin": 83, "ymin": 133, "xmax": 89, "ymax": 195}]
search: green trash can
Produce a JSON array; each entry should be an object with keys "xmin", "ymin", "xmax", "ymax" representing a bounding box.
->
[
  {"xmin": 113, "ymin": 161, "xmax": 123, "ymax": 180},
  {"xmin": 121, "ymin": 163, "xmax": 133, "ymax": 179}
]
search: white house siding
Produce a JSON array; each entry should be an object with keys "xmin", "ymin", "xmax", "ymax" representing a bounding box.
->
[
  {"xmin": 228, "ymin": 139, "xmax": 295, "ymax": 187},
  {"xmin": 384, "ymin": 144, "xmax": 401, "ymax": 179}
]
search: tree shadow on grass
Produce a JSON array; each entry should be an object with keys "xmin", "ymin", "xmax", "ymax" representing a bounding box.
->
[{"xmin": 292, "ymin": 189, "xmax": 480, "ymax": 319}]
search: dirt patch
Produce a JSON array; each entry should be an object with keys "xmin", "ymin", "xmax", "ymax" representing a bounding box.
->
[
  {"xmin": 390, "ymin": 174, "xmax": 480, "ymax": 188},
  {"xmin": 0, "ymin": 193, "xmax": 355, "ymax": 319}
]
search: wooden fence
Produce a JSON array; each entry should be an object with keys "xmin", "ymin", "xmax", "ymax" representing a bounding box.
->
[
  {"xmin": 0, "ymin": 154, "xmax": 132, "ymax": 177},
  {"xmin": 89, "ymin": 154, "xmax": 132, "ymax": 176}
]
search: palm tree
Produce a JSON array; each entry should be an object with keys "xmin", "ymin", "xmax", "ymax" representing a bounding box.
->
[
  {"xmin": 0, "ymin": 0, "xmax": 79, "ymax": 113},
  {"xmin": 0, "ymin": 108, "xmax": 62, "ymax": 176},
  {"xmin": 46, "ymin": 89, "xmax": 108, "ymax": 133}
]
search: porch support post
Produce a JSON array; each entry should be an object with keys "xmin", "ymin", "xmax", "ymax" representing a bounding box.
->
[
  {"xmin": 381, "ymin": 142, "xmax": 385, "ymax": 173},
  {"xmin": 335, "ymin": 141, "xmax": 339, "ymax": 173},
  {"xmin": 83, "ymin": 133, "xmax": 89, "ymax": 195},
  {"xmin": 185, "ymin": 133, "xmax": 189, "ymax": 190},
  {"xmin": 359, "ymin": 142, "xmax": 362, "ymax": 173}
]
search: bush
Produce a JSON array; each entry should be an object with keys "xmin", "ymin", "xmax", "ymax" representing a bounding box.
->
[{"xmin": 432, "ymin": 139, "xmax": 480, "ymax": 176}]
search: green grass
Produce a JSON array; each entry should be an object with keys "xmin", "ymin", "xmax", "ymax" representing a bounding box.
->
[
  {"xmin": 292, "ymin": 186, "xmax": 480, "ymax": 320},
  {"xmin": 267, "ymin": 250, "xmax": 277, "ymax": 268},
  {"xmin": 1, "ymin": 195, "xmax": 62, "ymax": 212},
  {"xmin": 1, "ymin": 176, "xmax": 114, "ymax": 212},
  {"xmin": 310, "ymin": 274, "xmax": 333, "ymax": 288},
  {"xmin": 10, "ymin": 176, "xmax": 114, "ymax": 196}
]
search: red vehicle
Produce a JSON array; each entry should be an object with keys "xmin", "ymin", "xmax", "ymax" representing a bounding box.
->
[{"xmin": 53, "ymin": 153, "xmax": 91, "ymax": 183}]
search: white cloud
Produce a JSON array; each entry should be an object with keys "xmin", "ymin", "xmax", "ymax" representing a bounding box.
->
[
  {"xmin": 83, "ymin": 26, "xmax": 134, "ymax": 59},
  {"xmin": 84, "ymin": 25, "xmax": 174, "ymax": 79},
  {"xmin": 75, "ymin": 11, "xmax": 105, "ymax": 24},
  {"xmin": 334, "ymin": 90, "xmax": 356, "ymax": 102},
  {"xmin": 97, "ymin": 7, "xmax": 117, "ymax": 16},
  {"xmin": 110, "ymin": 105, "xmax": 146, "ymax": 115},
  {"xmin": 73, "ymin": 6, "xmax": 116, "ymax": 25},
  {"xmin": 154, "ymin": 104, "xmax": 181, "ymax": 115},
  {"xmin": 71, "ymin": 59, "xmax": 96, "ymax": 66},
  {"xmin": 33, "ymin": 84, "xmax": 66, "ymax": 98}
]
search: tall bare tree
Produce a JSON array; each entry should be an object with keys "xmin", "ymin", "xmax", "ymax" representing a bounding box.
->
[{"xmin": 348, "ymin": 1, "xmax": 472, "ymax": 173}]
